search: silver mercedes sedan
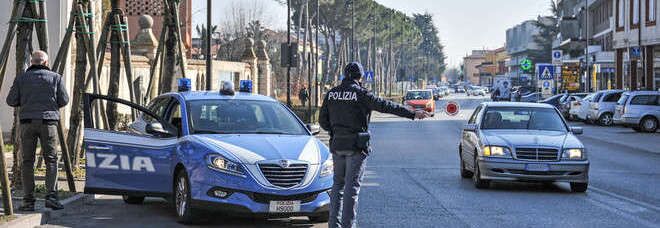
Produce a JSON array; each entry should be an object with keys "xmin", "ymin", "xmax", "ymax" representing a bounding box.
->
[{"xmin": 459, "ymin": 102, "xmax": 589, "ymax": 192}]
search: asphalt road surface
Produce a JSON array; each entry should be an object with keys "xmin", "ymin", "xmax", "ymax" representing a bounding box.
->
[{"xmin": 40, "ymin": 94, "xmax": 660, "ymax": 228}]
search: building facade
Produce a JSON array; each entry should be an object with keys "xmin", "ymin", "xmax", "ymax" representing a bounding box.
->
[
  {"xmin": 506, "ymin": 20, "xmax": 541, "ymax": 85},
  {"xmin": 463, "ymin": 50, "xmax": 487, "ymax": 85},
  {"xmin": 613, "ymin": 0, "xmax": 660, "ymax": 91},
  {"xmin": 554, "ymin": 0, "xmax": 616, "ymax": 92},
  {"xmin": 476, "ymin": 47, "xmax": 510, "ymax": 87}
]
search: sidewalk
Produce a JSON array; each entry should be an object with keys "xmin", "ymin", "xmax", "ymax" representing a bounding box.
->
[{"xmin": 569, "ymin": 121, "xmax": 660, "ymax": 154}]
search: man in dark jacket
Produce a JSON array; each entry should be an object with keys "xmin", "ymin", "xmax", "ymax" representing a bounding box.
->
[
  {"xmin": 6, "ymin": 50, "xmax": 68, "ymax": 211},
  {"xmin": 319, "ymin": 62, "xmax": 430, "ymax": 228}
]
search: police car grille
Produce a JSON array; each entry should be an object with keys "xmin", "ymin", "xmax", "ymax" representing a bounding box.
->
[
  {"xmin": 515, "ymin": 148, "xmax": 559, "ymax": 161},
  {"xmin": 259, "ymin": 164, "xmax": 308, "ymax": 188}
]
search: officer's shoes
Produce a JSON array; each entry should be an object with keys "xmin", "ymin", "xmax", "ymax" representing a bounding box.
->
[
  {"xmin": 18, "ymin": 201, "xmax": 35, "ymax": 211},
  {"xmin": 45, "ymin": 197, "xmax": 64, "ymax": 210}
]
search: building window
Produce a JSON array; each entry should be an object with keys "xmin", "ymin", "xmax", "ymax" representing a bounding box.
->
[
  {"xmin": 647, "ymin": 0, "xmax": 657, "ymax": 25},
  {"xmin": 632, "ymin": 0, "xmax": 640, "ymax": 28},
  {"xmin": 617, "ymin": 0, "xmax": 625, "ymax": 30}
]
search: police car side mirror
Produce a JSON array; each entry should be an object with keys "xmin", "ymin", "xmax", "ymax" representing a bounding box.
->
[
  {"xmin": 146, "ymin": 122, "xmax": 173, "ymax": 137},
  {"xmin": 307, "ymin": 124, "xmax": 321, "ymax": 135}
]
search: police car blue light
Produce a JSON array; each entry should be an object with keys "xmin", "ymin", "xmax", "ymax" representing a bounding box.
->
[{"xmin": 81, "ymin": 85, "xmax": 332, "ymax": 223}]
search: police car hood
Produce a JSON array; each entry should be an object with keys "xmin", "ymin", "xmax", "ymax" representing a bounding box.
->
[{"xmin": 193, "ymin": 135, "xmax": 324, "ymax": 165}]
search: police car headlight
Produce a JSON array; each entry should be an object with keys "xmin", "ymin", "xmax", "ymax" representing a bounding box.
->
[
  {"xmin": 320, "ymin": 158, "xmax": 333, "ymax": 177},
  {"xmin": 206, "ymin": 154, "xmax": 245, "ymax": 176}
]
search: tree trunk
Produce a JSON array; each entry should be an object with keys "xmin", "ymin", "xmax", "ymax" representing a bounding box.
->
[
  {"xmin": 160, "ymin": 1, "xmax": 177, "ymax": 94},
  {"xmin": 11, "ymin": 7, "xmax": 35, "ymax": 188},
  {"xmin": 107, "ymin": 15, "xmax": 120, "ymax": 130},
  {"xmin": 68, "ymin": 18, "xmax": 87, "ymax": 170}
]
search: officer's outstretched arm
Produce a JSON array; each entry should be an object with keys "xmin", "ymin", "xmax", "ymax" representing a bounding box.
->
[
  {"xmin": 319, "ymin": 93, "xmax": 331, "ymax": 131},
  {"xmin": 362, "ymin": 91, "xmax": 415, "ymax": 119}
]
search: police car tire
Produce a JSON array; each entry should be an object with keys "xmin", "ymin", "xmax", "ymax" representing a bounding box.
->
[
  {"xmin": 308, "ymin": 213, "xmax": 330, "ymax": 223},
  {"xmin": 175, "ymin": 171, "xmax": 197, "ymax": 224},
  {"xmin": 122, "ymin": 195, "xmax": 145, "ymax": 204}
]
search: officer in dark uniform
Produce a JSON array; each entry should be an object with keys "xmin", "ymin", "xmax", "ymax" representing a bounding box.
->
[{"xmin": 319, "ymin": 62, "xmax": 430, "ymax": 228}]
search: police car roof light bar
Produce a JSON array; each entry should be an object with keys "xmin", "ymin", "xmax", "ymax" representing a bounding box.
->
[{"xmin": 178, "ymin": 78, "xmax": 191, "ymax": 92}]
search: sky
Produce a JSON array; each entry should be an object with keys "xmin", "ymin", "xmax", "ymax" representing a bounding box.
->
[{"xmin": 191, "ymin": 0, "xmax": 553, "ymax": 68}]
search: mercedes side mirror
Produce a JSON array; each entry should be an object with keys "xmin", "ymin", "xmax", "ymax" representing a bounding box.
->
[
  {"xmin": 464, "ymin": 124, "xmax": 477, "ymax": 132},
  {"xmin": 146, "ymin": 122, "xmax": 173, "ymax": 137},
  {"xmin": 570, "ymin": 127, "xmax": 583, "ymax": 135},
  {"xmin": 307, "ymin": 124, "xmax": 321, "ymax": 135}
]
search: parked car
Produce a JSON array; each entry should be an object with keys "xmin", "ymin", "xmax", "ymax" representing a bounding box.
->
[
  {"xmin": 432, "ymin": 88, "xmax": 442, "ymax": 100},
  {"xmin": 586, "ymin": 90, "xmax": 625, "ymax": 126},
  {"xmin": 404, "ymin": 89, "xmax": 436, "ymax": 116},
  {"xmin": 613, "ymin": 91, "xmax": 660, "ymax": 132},
  {"xmin": 574, "ymin": 92, "xmax": 602, "ymax": 122},
  {"xmin": 456, "ymin": 86, "xmax": 466, "ymax": 93},
  {"xmin": 519, "ymin": 92, "xmax": 542, "ymax": 103},
  {"xmin": 459, "ymin": 102, "xmax": 589, "ymax": 192},
  {"xmin": 540, "ymin": 93, "xmax": 569, "ymax": 109},
  {"xmin": 467, "ymin": 86, "xmax": 486, "ymax": 96},
  {"xmin": 560, "ymin": 93, "xmax": 589, "ymax": 120}
]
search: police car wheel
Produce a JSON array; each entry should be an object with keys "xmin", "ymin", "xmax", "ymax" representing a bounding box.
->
[
  {"xmin": 175, "ymin": 171, "xmax": 196, "ymax": 224},
  {"xmin": 122, "ymin": 195, "xmax": 145, "ymax": 204},
  {"xmin": 308, "ymin": 213, "xmax": 329, "ymax": 223}
]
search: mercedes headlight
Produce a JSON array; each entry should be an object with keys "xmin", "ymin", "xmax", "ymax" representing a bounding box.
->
[
  {"xmin": 206, "ymin": 154, "xmax": 245, "ymax": 176},
  {"xmin": 320, "ymin": 158, "xmax": 333, "ymax": 177},
  {"xmin": 482, "ymin": 146, "xmax": 511, "ymax": 157},
  {"xmin": 562, "ymin": 148, "xmax": 585, "ymax": 160}
]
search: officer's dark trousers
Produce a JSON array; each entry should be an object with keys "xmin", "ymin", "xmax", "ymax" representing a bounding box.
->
[
  {"xmin": 329, "ymin": 151, "xmax": 367, "ymax": 228},
  {"xmin": 21, "ymin": 120, "xmax": 59, "ymax": 202}
]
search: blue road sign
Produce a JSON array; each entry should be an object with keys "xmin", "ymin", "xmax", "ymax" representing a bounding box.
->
[
  {"xmin": 537, "ymin": 64, "xmax": 555, "ymax": 80},
  {"xmin": 630, "ymin": 47, "xmax": 641, "ymax": 58},
  {"xmin": 543, "ymin": 81, "xmax": 551, "ymax": 88},
  {"xmin": 365, "ymin": 71, "xmax": 375, "ymax": 82},
  {"xmin": 552, "ymin": 50, "xmax": 562, "ymax": 59}
]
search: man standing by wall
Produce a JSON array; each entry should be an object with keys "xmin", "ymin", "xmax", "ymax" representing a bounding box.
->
[
  {"xmin": 319, "ymin": 62, "xmax": 430, "ymax": 228},
  {"xmin": 6, "ymin": 51, "xmax": 68, "ymax": 211}
]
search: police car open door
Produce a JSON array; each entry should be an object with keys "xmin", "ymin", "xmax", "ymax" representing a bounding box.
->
[{"xmin": 82, "ymin": 94, "xmax": 176, "ymax": 197}]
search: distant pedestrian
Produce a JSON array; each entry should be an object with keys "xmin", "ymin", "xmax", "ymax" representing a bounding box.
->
[
  {"xmin": 299, "ymin": 86, "xmax": 309, "ymax": 107},
  {"xmin": 6, "ymin": 50, "xmax": 68, "ymax": 211}
]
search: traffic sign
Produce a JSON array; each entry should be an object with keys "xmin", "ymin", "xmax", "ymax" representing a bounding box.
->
[
  {"xmin": 365, "ymin": 71, "xmax": 375, "ymax": 82},
  {"xmin": 630, "ymin": 47, "xmax": 641, "ymax": 59},
  {"xmin": 552, "ymin": 50, "xmax": 563, "ymax": 65},
  {"xmin": 444, "ymin": 101, "xmax": 460, "ymax": 116},
  {"xmin": 520, "ymin": 59, "xmax": 533, "ymax": 71},
  {"xmin": 537, "ymin": 64, "xmax": 555, "ymax": 80}
]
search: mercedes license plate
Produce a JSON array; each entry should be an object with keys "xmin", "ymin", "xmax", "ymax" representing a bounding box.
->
[
  {"xmin": 525, "ymin": 163, "xmax": 550, "ymax": 171},
  {"xmin": 269, "ymin": 200, "xmax": 301, "ymax": 213}
]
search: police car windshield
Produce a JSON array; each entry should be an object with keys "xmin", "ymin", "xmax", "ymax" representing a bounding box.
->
[
  {"xmin": 405, "ymin": 91, "xmax": 432, "ymax": 100},
  {"xmin": 188, "ymin": 100, "xmax": 308, "ymax": 135}
]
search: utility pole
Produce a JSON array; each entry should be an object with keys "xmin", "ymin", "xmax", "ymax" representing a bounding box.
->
[
  {"xmin": 315, "ymin": 0, "xmax": 320, "ymax": 107},
  {"xmin": 286, "ymin": 0, "xmax": 292, "ymax": 106},
  {"xmin": 584, "ymin": 0, "xmax": 590, "ymax": 92},
  {"xmin": 205, "ymin": 0, "xmax": 212, "ymax": 90}
]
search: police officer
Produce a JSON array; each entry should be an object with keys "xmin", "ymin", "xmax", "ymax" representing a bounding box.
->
[
  {"xmin": 319, "ymin": 62, "xmax": 430, "ymax": 228},
  {"xmin": 6, "ymin": 50, "xmax": 68, "ymax": 211}
]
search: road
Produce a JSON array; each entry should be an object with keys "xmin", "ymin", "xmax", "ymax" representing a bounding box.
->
[{"xmin": 40, "ymin": 94, "xmax": 660, "ymax": 228}]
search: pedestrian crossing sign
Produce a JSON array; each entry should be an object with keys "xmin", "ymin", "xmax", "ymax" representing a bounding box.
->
[{"xmin": 537, "ymin": 64, "xmax": 555, "ymax": 80}]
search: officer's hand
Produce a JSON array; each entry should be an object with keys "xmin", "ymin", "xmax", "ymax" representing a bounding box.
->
[{"xmin": 414, "ymin": 111, "xmax": 431, "ymax": 120}]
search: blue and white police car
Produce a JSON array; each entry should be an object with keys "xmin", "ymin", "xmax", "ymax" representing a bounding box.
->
[{"xmin": 82, "ymin": 81, "xmax": 332, "ymax": 223}]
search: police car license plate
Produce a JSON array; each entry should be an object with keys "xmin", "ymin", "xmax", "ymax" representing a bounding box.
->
[
  {"xmin": 269, "ymin": 200, "xmax": 301, "ymax": 213},
  {"xmin": 525, "ymin": 163, "xmax": 549, "ymax": 172}
]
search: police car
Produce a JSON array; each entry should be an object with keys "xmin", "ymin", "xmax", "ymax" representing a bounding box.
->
[{"xmin": 82, "ymin": 81, "xmax": 332, "ymax": 223}]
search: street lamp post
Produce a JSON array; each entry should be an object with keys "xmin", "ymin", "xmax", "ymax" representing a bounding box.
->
[
  {"xmin": 286, "ymin": 0, "xmax": 292, "ymax": 107},
  {"xmin": 205, "ymin": 0, "xmax": 212, "ymax": 90}
]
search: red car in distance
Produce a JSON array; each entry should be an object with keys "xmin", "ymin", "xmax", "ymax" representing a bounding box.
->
[{"xmin": 403, "ymin": 89, "xmax": 435, "ymax": 116}]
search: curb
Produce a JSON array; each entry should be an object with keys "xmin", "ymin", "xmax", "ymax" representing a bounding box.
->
[{"xmin": 1, "ymin": 193, "xmax": 85, "ymax": 228}]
